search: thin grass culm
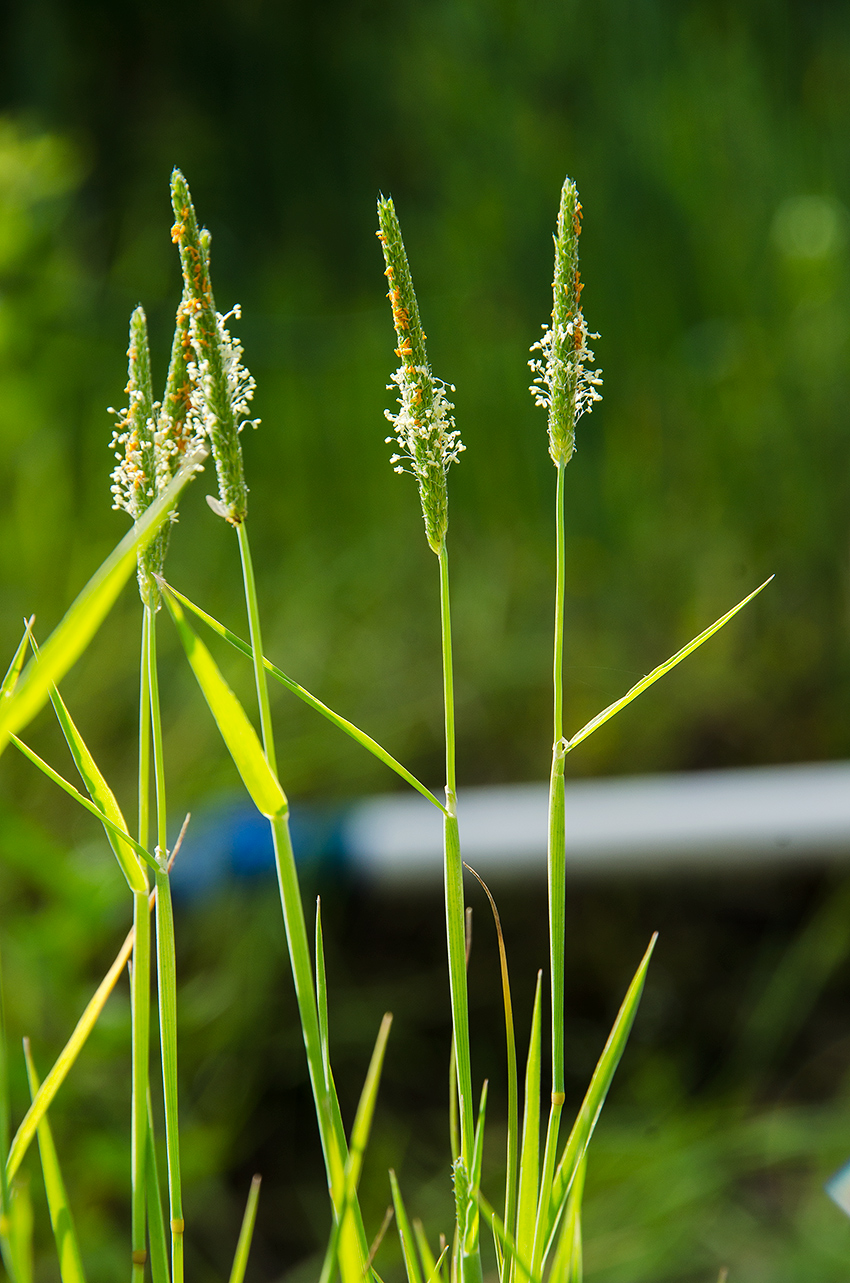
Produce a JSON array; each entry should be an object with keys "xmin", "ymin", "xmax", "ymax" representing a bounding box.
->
[
  {"xmin": 528, "ymin": 178, "xmax": 603, "ymax": 1274},
  {"xmin": 376, "ymin": 196, "xmax": 481, "ymax": 1283}
]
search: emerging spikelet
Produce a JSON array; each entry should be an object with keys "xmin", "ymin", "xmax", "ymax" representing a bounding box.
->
[
  {"xmin": 529, "ymin": 177, "xmax": 603, "ymax": 466},
  {"xmin": 377, "ymin": 196, "xmax": 464, "ymax": 556},
  {"xmin": 109, "ymin": 306, "xmax": 157, "ymax": 522},
  {"xmin": 170, "ymin": 169, "xmax": 258, "ymax": 524}
]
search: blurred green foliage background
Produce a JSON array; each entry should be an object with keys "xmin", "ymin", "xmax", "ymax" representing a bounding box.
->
[{"xmin": 1, "ymin": 1, "xmax": 850, "ymax": 1280}]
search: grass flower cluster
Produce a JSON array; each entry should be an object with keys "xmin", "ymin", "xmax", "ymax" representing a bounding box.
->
[{"xmin": 0, "ymin": 172, "xmax": 769, "ymax": 1283}]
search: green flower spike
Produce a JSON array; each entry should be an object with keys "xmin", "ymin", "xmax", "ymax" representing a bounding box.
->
[
  {"xmin": 529, "ymin": 177, "xmax": 603, "ymax": 465},
  {"xmin": 109, "ymin": 306, "xmax": 156, "ymax": 521},
  {"xmin": 170, "ymin": 168, "xmax": 257, "ymax": 524},
  {"xmin": 377, "ymin": 196, "xmax": 464, "ymax": 555}
]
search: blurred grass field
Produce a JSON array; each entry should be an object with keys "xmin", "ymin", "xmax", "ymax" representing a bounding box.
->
[{"xmin": 1, "ymin": 1, "xmax": 850, "ymax": 1279}]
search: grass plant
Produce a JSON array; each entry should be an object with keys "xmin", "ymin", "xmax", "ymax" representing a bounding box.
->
[{"xmin": 0, "ymin": 171, "xmax": 771, "ymax": 1283}]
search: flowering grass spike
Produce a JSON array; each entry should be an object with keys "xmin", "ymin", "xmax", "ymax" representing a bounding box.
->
[
  {"xmin": 377, "ymin": 196, "xmax": 464, "ymax": 554},
  {"xmin": 109, "ymin": 307, "xmax": 156, "ymax": 522},
  {"xmin": 170, "ymin": 168, "xmax": 257, "ymax": 524},
  {"xmin": 529, "ymin": 177, "xmax": 603, "ymax": 466}
]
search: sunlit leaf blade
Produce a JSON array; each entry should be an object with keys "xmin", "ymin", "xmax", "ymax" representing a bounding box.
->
[
  {"xmin": 0, "ymin": 448, "xmax": 205, "ymax": 758},
  {"xmin": 146, "ymin": 1097, "xmax": 169, "ymax": 1283},
  {"xmin": 0, "ymin": 943, "xmax": 14, "ymax": 1283},
  {"xmin": 0, "ymin": 620, "xmax": 34, "ymax": 701},
  {"xmin": 544, "ymin": 935, "xmax": 657, "ymax": 1263},
  {"xmin": 513, "ymin": 973, "xmax": 542, "ymax": 1283},
  {"xmin": 7, "ymin": 923, "xmax": 135, "ymax": 1181},
  {"xmin": 565, "ymin": 578, "xmax": 773, "ymax": 753},
  {"xmin": 228, "ymin": 1174, "xmax": 262, "ymax": 1283},
  {"xmin": 319, "ymin": 1014, "xmax": 393, "ymax": 1283},
  {"xmin": 5, "ymin": 1176, "xmax": 33, "ymax": 1283},
  {"xmin": 9, "ymin": 735, "xmax": 158, "ymax": 875},
  {"xmin": 389, "ymin": 1170, "xmax": 423, "ymax": 1283},
  {"xmin": 160, "ymin": 582, "xmax": 447, "ymax": 814},
  {"xmin": 46, "ymin": 678, "xmax": 147, "ymax": 892},
  {"xmin": 23, "ymin": 1040, "xmax": 86, "ymax": 1283},
  {"xmin": 548, "ymin": 1154, "xmax": 585, "ymax": 1283},
  {"xmin": 164, "ymin": 592, "xmax": 287, "ymax": 818}
]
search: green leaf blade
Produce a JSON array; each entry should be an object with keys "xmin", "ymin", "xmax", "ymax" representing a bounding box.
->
[
  {"xmin": 165, "ymin": 594, "xmax": 287, "ymax": 819},
  {"xmin": 228, "ymin": 1175, "xmax": 261, "ymax": 1283},
  {"xmin": 566, "ymin": 579, "xmax": 773, "ymax": 754},
  {"xmin": 0, "ymin": 449, "xmax": 205, "ymax": 759},
  {"xmin": 545, "ymin": 934, "xmax": 657, "ymax": 1262},
  {"xmin": 23, "ymin": 1041, "xmax": 87, "ymax": 1283},
  {"xmin": 514, "ymin": 973, "xmax": 542, "ymax": 1280},
  {"xmin": 161, "ymin": 581, "xmax": 446, "ymax": 814}
]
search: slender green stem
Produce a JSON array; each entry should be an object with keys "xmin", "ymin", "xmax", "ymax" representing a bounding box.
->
[
  {"xmin": 549, "ymin": 461, "xmax": 567, "ymax": 1101},
  {"xmin": 130, "ymin": 609, "xmax": 152, "ymax": 1283},
  {"xmin": 130, "ymin": 892, "xmax": 150, "ymax": 1283},
  {"xmin": 235, "ymin": 519, "xmax": 367, "ymax": 1268},
  {"xmin": 532, "ymin": 459, "xmax": 568, "ymax": 1278},
  {"xmin": 236, "ymin": 522, "xmax": 277, "ymax": 774},
  {"xmin": 139, "ymin": 609, "xmax": 151, "ymax": 854},
  {"xmin": 147, "ymin": 608, "xmax": 184, "ymax": 1283},
  {"xmin": 438, "ymin": 545, "xmax": 480, "ymax": 1283},
  {"xmin": 438, "ymin": 546, "xmax": 473, "ymax": 1162}
]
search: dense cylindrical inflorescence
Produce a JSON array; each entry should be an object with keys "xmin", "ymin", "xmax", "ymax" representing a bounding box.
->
[
  {"xmin": 109, "ymin": 295, "xmax": 205, "ymax": 597},
  {"xmin": 529, "ymin": 177, "xmax": 603, "ymax": 466},
  {"xmin": 170, "ymin": 169, "xmax": 257, "ymax": 524},
  {"xmin": 377, "ymin": 196, "xmax": 464, "ymax": 555},
  {"xmin": 110, "ymin": 306, "xmax": 157, "ymax": 522}
]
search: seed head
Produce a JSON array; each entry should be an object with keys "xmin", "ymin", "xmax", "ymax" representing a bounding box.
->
[
  {"xmin": 170, "ymin": 169, "xmax": 257, "ymax": 524},
  {"xmin": 529, "ymin": 177, "xmax": 603, "ymax": 466},
  {"xmin": 109, "ymin": 306, "xmax": 157, "ymax": 521},
  {"xmin": 377, "ymin": 196, "xmax": 464, "ymax": 556}
]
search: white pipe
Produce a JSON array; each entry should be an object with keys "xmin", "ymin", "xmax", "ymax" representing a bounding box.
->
[{"xmin": 343, "ymin": 761, "xmax": 850, "ymax": 881}]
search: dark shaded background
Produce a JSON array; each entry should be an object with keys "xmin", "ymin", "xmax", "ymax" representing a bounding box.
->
[{"xmin": 1, "ymin": 1, "xmax": 850, "ymax": 1280}]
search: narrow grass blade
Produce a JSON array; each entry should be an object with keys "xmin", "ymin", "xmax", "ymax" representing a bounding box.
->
[
  {"xmin": 413, "ymin": 1219, "xmax": 437, "ymax": 1283},
  {"xmin": 319, "ymin": 1014, "xmax": 393, "ymax": 1283},
  {"xmin": 146, "ymin": 1097, "xmax": 170, "ymax": 1283},
  {"xmin": 316, "ymin": 899, "xmax": 331, "ymax": 1092},
  {"xmin": 164, "ymin": 593, "xmax": 287, "ymax": 818},
  {"xmin": 366, "ymin": 1207, "xmax": 394, "ymax": 1279},
  {"xmin": 476, "ymin": 1195, "xmax": 537, "ymax": 1283},
  {"xmin": 547, "ymin": 1154, "xmax": 584, "ymax": 1283},
  {"xmin": 0, "ymin": 619, "xmax": 34, "ymax": 700},
  {"xmin": 0, "ymin": 449, "xmax": 205, "ymax": 758},
  {"xmin": 565, "ymin": 579, "xmax": 773, "ymax": 753},
  {"xmin": 228, "ymin": 1174, "xmax": 261, "ymax": 1283},
  {"xmin": 545, "ymin": 934, "xmax": 657, "ymax": 1261},
  {"xmin": 389, "ymin": 1171, "xmax": 423, "ymax": 1283},
  {"xmin": 7, "ymin": 922, "xmax": 135, "ymax": 1180},
  {"xmin": 5, "ymin": 1176, "xmax": 33, "ymax": 1283},
  {"xmin": 463, "ymin": 866, "xmax": 518, "ymax": 1246},
  {"xmin": 470, "ymin": 1081, "xmax": 488, "ymax": 1204},
  {"xmin": 513, "ymin": 973, "xmax": 542, "ymax": 1282},
  {"xmin": 9, "ymin": 735, "xmax": 158, "ymax": 875},
  {"xmin": 23, "ymin": 1040, "xmax": 86, "ymax": 1283},
  {"xmin": 160, "ymin": 582, "xmax": 446, "ymax": 814},
  {"xmin": 0, "ymin": 943, "xmax": 15, "ymax": 1283},
  {"xmin": 44, "ymin": 675, "xmax": 147, "ymax": 892}
]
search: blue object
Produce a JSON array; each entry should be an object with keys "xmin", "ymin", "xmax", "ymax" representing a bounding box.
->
[{"xmin": 169, "ymin": 794, "xmax": 350, "ymax": 899}]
